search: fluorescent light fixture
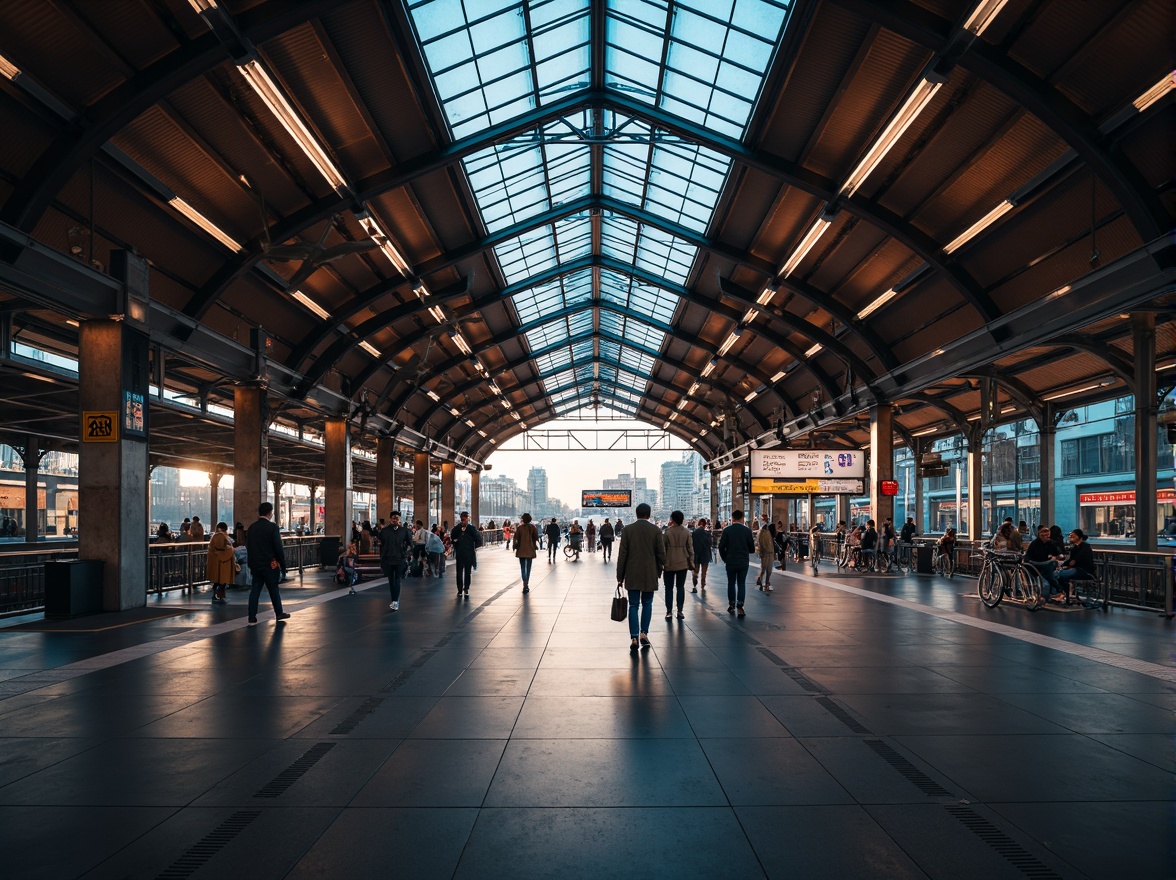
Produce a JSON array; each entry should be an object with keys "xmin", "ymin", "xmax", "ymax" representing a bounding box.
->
[
  {"xmin": 1134, "ymin": 71, "xmax": 1175, "ymax": 111},
  {"xmin": 358, "ymin": 340, "xmax": 380, "ymax": 357},
  {"xmin": 477, "ymin": 429, "xmax": 487, "ymax": 438},
  {"xmin": 510, "ymin": 410, "xmax": 520, "ymax": 420},
  {"xmin": 65, "ymin": 319, "xmax": 80, "ymax": 327},
  {"xmin": 1046, "ymin": 284, "xmax": 1072, "ymax": 301},
  {"xmin": 238, "ymin": 60, "xmax": 348, "ymax": 192},
  {"xmin": 663, "ymin": 421, "xmax": 671, "ymax": 429},
  {"xmin": 465, "ymin": 419, "xmax": 476, "ymax": 427},
  {"xmin": 805, "ymin": 343, "xmax": 823, "ymax": 357},
  {"xmin": 450, "ymin": 330, "xmax": 471, "ymax": 355},
  {"xmin": 912, "ymin": 426, "xmax": 939, "ymax": 437},
  {"xmin": 779, "ymin": 217, "xmax": 831, "ymax": 276},
  {"xmin": 745, "ymin": 390, "xmax": 759, "ymax": 402},
  {"xmin": 742, "ymin": 308, "xmax": 758, "ymax": 324},
  {"xmin": 841, "ymin": 77, "xmax": 943, "ymax": 198},
  {"xmin": 676, "ymin": 398, "xmax": 688, "ymax": 410},
  {"xmin": 668, "ymin": 412, "xmax": 679, "ymax": 421},
  {"xmin": 0, "ymin": 54, "xmax": 20, "ymax": 81},
  {"xmin": 700, "ymin": 429, "xmax": 708, "ymax": 437},
  {"xmin": 412, "ymin": 281, "xmax": 429, "ymax": 298},
  {"xmin": 449, "ymin": 407, "xmax": 461, "ymax": 417},
  {"xmin": 428, "ymin": 305, "xmax": 446, "ymax": 324},
  {"xmin": 356, "ymin": 212, "xmax": 412, "ymax": 275},
  {"xmin": 488, "ymin": 382, "xmax": 502, "ymax": 395},
  {"xmin": 856, "ymin": 287, "xmax": 898, "ymax": 320},
  {"xmin": 962, "ymin": 0, "xmax": 1010, "ymax": 36},
  {"xmin": 168, "ymin": 197, "xmax": 242, "ymax": 251},
  {"xmin": 500, "ymin": 399, "xmax": 512, "ymax": 410},
  {"xmin": 701, "ymin": 358, "xmax": 717, "ymax": 377},
  {"xmin": 717, "ymin": 327, "xmax": 743, "ymax": 357},
  {"xmin": 1042, "ymin": 381, "xmax": 1111, "ymax": 402},
  {"xmin": 425, "ymin": 389, "xmax": 441, "ymax": 401},
  {"xmin": 488, "ymin": 437, "xmax": 497, "ymax": 443},
  {"xmin": 943, "ymin": 199, "xmax": 1014, "ymax": 254},
  {"xmin": 186, "ymin": 0, "xmax": 219, "ymax": 12},
  {"xmin": 771, "ymin": 369, "xmax": 787, "ymax": 382},
  {"xmin": 291, "ymin": 290, "xmax": 331, "ymax": 320},
  {"xmin": 687, "ymin": 382, "xmax": 700, "ymax": 395},
  {"xmin": 757, "ymin": 287, "xmax": 776, "ymax": 306},
  {"xmin": 1158, "ymin": 361, "xmax": 1176, "ymax": 371}
]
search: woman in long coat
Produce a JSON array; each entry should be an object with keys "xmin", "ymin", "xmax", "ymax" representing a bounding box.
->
[{"xmin": 206, "ymin": 521, "xmax": 236, "ymax": 604}]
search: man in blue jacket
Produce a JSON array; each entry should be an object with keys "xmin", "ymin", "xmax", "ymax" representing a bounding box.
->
[{"xmin": 718, "ymin": 509, "xmax": 756, "ymax": 617}]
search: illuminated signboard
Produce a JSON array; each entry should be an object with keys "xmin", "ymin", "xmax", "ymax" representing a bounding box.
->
[
  {"xmin": 750, "ymin": 449, "xmax": 866, "ymax": 479},
  {"xmin": 880, "ymin": 480, "xmax": 899, "ymax": 496},
  {"xmin": 750, "ymin": 478, "xmax": 865, "ymax": 495},
  {"xmin": 582, "ymin": 490, "xmax": 633, "ymax": 508}
]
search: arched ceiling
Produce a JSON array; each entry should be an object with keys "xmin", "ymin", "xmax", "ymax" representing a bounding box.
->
[{"xmin": 0, "ymin": 0, "xmax": 1171, "ymax": 471}]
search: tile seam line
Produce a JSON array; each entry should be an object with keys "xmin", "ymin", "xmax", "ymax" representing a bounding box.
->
[{"xmin": 779, "ymin": 570, "xmax": 1176, "ymax": 684}]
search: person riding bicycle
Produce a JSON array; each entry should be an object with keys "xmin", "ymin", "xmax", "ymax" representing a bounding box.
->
[{"xmin": 567, "ymin": 520, "xmax": 584, "ymax": 560}]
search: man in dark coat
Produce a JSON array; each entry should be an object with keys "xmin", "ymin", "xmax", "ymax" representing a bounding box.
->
[
  {"xmin": 718, "ymin": 509, "xmax": 755, "ymax": 617},
  {"xmin": 378, "ymin": 511, "xmax": 413, "ymax": 612},
  {"xmin": 245, "ymin": 501, "xmax": 290, "ymax": 626},
  {"xmin": 616, "ymin": 502, "xmax": 666, "ymax": 650},
  {"xmin": 544, "ymin": 517, "xmax": 561, "ymax": 563},
  {"xmin": 450, "ymin": 510, "xmax": 483, "ymax": 597}
]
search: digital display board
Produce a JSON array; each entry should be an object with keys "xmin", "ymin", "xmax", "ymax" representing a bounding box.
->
[
  {"xmin": 750, "ymin": 449, "xmax": 866, "ymax": 480},
  {"xmin": 750, "ymin": 478, "xmax": 865, "ymax": 495},
  {"xmin": 582, "ymin": 490, "xmax": 633, "ymax": 508}
]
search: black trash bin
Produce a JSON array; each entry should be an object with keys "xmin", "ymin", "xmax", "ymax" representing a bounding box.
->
[
  {"xmin": 318, "ymin": 536, "xmax": 341, "ymax": 568},
  {"xmin": 44, "ymin": 560, "xmax": 104, "ymax": 619},
  {"xmin": 916, "ymin": 544, "xmax": 934, "ymax": 574}
]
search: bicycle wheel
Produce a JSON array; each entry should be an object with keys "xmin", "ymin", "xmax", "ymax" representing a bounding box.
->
[
  {"xmin": 563, "ymin": 544, "xmax": 574, "ymax": 559},
  {"xmin": 1014, "ymin": 566, "xmax": 1042, "ymax": 611},
  {"xmin": 978, "ymin": 563, "xmax": 1003, "ymax": 607}
]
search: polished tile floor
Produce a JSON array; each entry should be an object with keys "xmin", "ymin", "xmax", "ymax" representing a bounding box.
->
[{"xmin": 0, "ymin": 545, "xmax": 1172, "ymax": 879}]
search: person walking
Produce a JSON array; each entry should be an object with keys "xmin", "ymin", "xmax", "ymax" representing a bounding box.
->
[
  {"xmin": 205, "ymin": 521, "xmax": 236, "ymax": 605},
  {"xmin": 425, "ymin": 526, "xmax": 445, "ymax": 577},
  {"xmin": 616, "ymin": 502, "xmax": 666, "ymax": 650},
  {"xmin": 585, "ymin": 519, "xmax": 596, "ymax": 553},
  {"xmin": 545, "ymin": 517, "xmax": 561, "ymax": 562},
  {"xmin": 513, "ymin": 512, "xmax": 540, "ymax": 593},
  {"xmin": 662, "ymin": 510, "xmax": 695, "ymax": 620},
  {"xmin": 599, "ymin": 518, "xmax": 614, "ymax": 562},
  {"xmin": 718, "ymin": 510, "xmax": 755, "ymax": 617},
  {"xmin": 245, "ymin": 502, "xmax": 290, "ymax": 625},
  {"xmin": 756, "ymin": 517, "xmax": 776, "ymax": 593},
  {"xmin": 451, "ymin": 510, "xmax": 483, "ymax": 598},
  {"xmin": 691, "ymin": 517, "xmax": 711, "ymax": 593},
  {"xmin": 378, "ymin": 511, "xmax": 413, "ymax": 611}
]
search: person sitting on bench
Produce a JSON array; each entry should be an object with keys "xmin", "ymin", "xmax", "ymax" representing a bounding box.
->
[{"xmin": 1054, "ymin": 528, "xmax": 1095, "ymax": 604}]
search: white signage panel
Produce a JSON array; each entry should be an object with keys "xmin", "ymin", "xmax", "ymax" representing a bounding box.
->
[{"xmin": 750, "ymin": 449, "xmax": 866, "ymax": 480}]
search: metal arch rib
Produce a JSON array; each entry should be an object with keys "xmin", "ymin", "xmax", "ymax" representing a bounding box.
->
[
  {"xmin": 826, "ymin": 0, "xmax": 1166, "ymax": 243},
  {"xmin": 1042, "ymin": 335, "xmax": 1137, "ymax": 393}
]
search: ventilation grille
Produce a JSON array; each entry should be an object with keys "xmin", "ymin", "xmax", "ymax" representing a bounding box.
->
[
  {"xmin": 944, "ymin": 805, "xmax": 1064, "ymax": 879},
  {"xmin": 864, "ymin": 739, "xmax": 952, "ymax": 797},
  {"xmin": 330, "ymin": 697, "xmax": 384, "ymax": 736},
  {"xmin": 155, "ymin": 811, "xmax": 261, "ymax": 879},
  {"xmin": 254, "ymin": 743, "xmax": 336, "ymax": 798},
  {"xmin": 815, "ymin": 695, "xmax": 872, "ymax": 733},
  {"xmin": 756, "ymin": 648, "xmax": 827, "ymax": 693}
]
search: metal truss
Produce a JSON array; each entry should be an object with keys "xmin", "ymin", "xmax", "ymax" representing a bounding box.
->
[{"xmin": 512, "ymin": 428, "xmax": 692, "ymax": 452}]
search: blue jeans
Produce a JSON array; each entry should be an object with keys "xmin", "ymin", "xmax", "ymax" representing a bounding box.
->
[
  {"xmin": 248, "ymin": 566, "xmax": 284, "ymax": 618},
  {"xmin": 1027, "ymin": 560, "xmax": 1060, "ymax": 593},
  {"xmin": 383, "ymin": 563, "xmax": 404, "ymax": 601},
  {"xmin": 726, "ymin": 564, "xmax": 748, "ymax": 607},
  {"xmin": 627, "ymin": 590, "xmax": 653, "ymax": 638},
  {"xmin": 518, "ymin": 557, "xmax": 533, "ymax": 584},
  {"xmin": 1056, "ymin": 566, "xmax": 1091, "ymax": 594}
]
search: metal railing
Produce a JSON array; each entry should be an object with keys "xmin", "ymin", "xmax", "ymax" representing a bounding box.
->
[{"xmin": 0, "ymin": 535, "xmax": 331, "ymax": 615}]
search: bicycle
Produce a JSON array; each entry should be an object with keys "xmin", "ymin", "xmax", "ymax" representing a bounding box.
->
[
  {"xmin": 932, "ymin": 545, "xmax": 956, "ymax": 578},
  {"xmin": 809, "ymin": 534, "xmax": 822, "ymax": 572},
  {"xmin": 563, "ymin": 540, "xmax": 581, "ymax": 562},
  {"xmin": 976, "ymin": 547, "xmax": 1042, "ymax": 611},
  {"xmin": 893, "ymin": 542, "xmax": 914, "ymax": 574}
]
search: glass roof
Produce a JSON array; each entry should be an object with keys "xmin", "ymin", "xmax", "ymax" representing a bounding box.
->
[{"xmin": 405, "ymin": 0, "xmax": 793, "ymax": 425}]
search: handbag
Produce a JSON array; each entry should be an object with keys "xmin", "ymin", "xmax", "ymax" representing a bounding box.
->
[{"xmin": 610, "ymin": 584, "xmax": 628, "ymax": 622}]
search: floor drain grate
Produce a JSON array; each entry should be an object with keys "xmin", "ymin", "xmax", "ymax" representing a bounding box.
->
[
  {"xmin": 864, "ymin": 739, "xmax": 952, "ymax": 797},
  {"xmin": 410, "ymin": 649, "xmax": 438, "ymax": 668},
  {"xmin": 756, "ymin": 647, "xmax": 788, "ymax": 666},
  {"xmin": 254, "ymin": 743, "xmax": 336, "ymax": 798},
  {"xmin": 815, "ymin": 696, "xmax": 872, "ymax": 733},
  {"xmin": 330, "ymin": 697, "xmax": 384, "ymax": 735},
  {"xmin": 945, "ymin": 806, "xmax": 1064, "ymax": 879},
  {"xmin": 434, "ymin": 633, "xmax": 454, "ymax": 647},
  {"xmin": 155, "ymin": 810, "xmax": 261, "ymax": 879},
  {"xmin": 781, "ymin": 666, "xmax": 826, "ymax": 693},
  {"xmin": 381, "ymin": 670, "xmax": 414, "ymax": 692}
]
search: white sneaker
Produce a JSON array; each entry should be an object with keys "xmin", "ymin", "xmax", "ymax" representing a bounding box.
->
[{"xmin": 389, "ymin": 601, "xmax": 399, "ymax": 611}]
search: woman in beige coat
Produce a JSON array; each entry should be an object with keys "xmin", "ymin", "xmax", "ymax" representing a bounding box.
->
[
  {"xmin": 663, "ymin": 510, "xmax": 695, "ymax": 620},
  {"xmin": 756, "ymin": 520, "xmax": 776, "ymax": 593},
  {"xmin": 512, "ymin": 512, "xmax": 540, "ymax": 593},
  {"xmin": 205, "ymin": 521, "xmax": 236, "ymax": 604}
]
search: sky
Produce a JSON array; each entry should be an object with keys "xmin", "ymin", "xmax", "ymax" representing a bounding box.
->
[{"xmin": 484, "ymin": 416, "xmax": 696, "ymax": 507}]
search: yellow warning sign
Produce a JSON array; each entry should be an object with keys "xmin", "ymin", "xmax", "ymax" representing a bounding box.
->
[{"xmin": 82, "ymin": 411, "xmax": 118, "ymax": 443}]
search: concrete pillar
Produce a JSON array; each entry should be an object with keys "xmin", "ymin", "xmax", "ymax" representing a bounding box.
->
[
  {"xmin": 78, "ymin": 320, "xmax": 149, "ymax": 610},
  {"xmin": 307, "ymin": 483, "xmax": 319, "ymax": 535},
  {"xmin": 233, "ymin": 385, "xmax": 267, "ymax": 530},
  {"xmin": 731, "ymin": 462, "xmax": 746, "ymax": 517},
  {"xmin": 441, "ymin": 462, "xmax": 456, "ymax": 528},
  {"xmin": 1134, "ymin": 313, "xmax": 1158, "ymax": 552},
  {"xmin": 869, "ymin": 404, "xmax": 894, "ymax": 527},
  {"xmin": 966, "ymin": 427, "xmax": 985, "ymax": 540},
  {"xmin": 835, "ymin": 494, "xmax": 850, "ymax": 528},
  {"xmin": 209, "ymin": 470, "xmax": 223, "ymax": 529},
  {"xmin": 709, "ymin": 470, "xmax": 719, "ymax": 524},
  {"xmin": 20, "ymin": 437, "xmax": 40, "ymax": 542},
  {"xmin": 272, "ymin": 480, "xmax": 284, "ymax": 529},
  {"xmin": 913, "ymin": 442, "xmax": 925, "ymax": 533},
  {"xmin": 324, "ymin": 418, "xmax": 352, "ymax": 540},
  {"xmin": 414, "ymin": 452, "xmax": 430, "ymax": 526},
  {"xmin": 377, "ymin": 438, "xmax": 396, "ymax": 522},
  {"xmin": 1038, "ymin": 406, "xmax": 1057, "ymax": 530},
  {"xmin": 470, "ymin": 470, "xmax": 480, "ymax": 526}
]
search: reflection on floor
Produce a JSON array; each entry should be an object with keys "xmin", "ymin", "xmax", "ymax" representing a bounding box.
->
[{"xmin": 0, "ymin": 546, "xmax": 1171, "ymax": 879}]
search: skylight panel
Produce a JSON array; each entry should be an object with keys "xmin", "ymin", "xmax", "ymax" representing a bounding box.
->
[
  {"xmin": 533, "ymin": 346, "xmax": 572, "ymax": 374},
  {"xmin": 512, "ymin": 280, "xmax": 564, "ymax": 324},
  {"xmin": 526, "ymin": 319, "xmax": 572, "ymax": 352},
  {"xmin": 496, "ymin": 227, "xmax": 558, "ymax": 284}
]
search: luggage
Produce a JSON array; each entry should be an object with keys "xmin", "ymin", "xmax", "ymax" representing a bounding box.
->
[{"xmin": 410, "ymin": 558, "xmax": 424, "ymax": 578}]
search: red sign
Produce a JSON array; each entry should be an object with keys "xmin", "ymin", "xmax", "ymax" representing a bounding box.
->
[
  {"xmin": 879, "ymin": 480, "xmax": 899, "ymax": 496},
  {"xmin": 1079, "ymin": 489, "xmax": 1176, "ymax": 507}
]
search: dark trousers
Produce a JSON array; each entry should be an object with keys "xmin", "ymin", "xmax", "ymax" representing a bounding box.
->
[
  {"xmin": 726, "ymin": 563, "xmax": 749, "ymax": 607},
  {"xmin": 548, "ymin": 542, "xmax": 559, "ymax": 561},
  {"xmin": 663, "ymin": 568, "xmax": 687, "ymax": 611},
  {"xmin": 383, "ymin": 563, "xmax": 404, "ymax": 601},
  {"xmin": 601, "ymin": 539, "xmax": 613, "ymax": 561},
  {"xmin": 248, "ymin": 567, "xmax": 284, "ymax": 618},
  {"xmin": 455, "ymin": 560, "xmax": 473, "ymax": 591}
]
